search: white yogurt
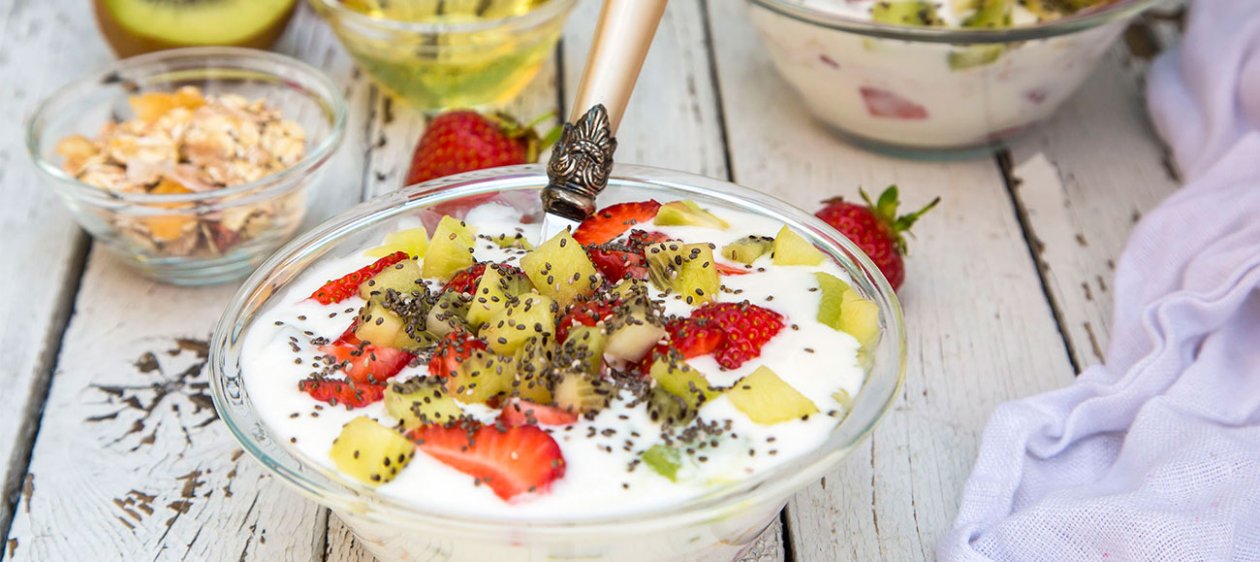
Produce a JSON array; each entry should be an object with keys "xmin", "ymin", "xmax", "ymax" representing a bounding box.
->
[
  {"xmin": 748, "ymin": 0, "xmax": 1131, "ymax": 149},
  {"xmin": 241, "ymin": 203, "xmax": 866, "ymax": 519}
]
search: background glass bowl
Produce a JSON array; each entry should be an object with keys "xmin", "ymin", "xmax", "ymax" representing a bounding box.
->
[
  {"xmin": 310, "ymin": 0, "xmax": 576, "ymax": 109},
  {"xmin": 210, "ymin": 164, "xmax": 907, "ymax": 562},
  {"xmin": 746, "ymin": 0, "xmax": 1162, "ymax": 158},
  {"xmin": 27, "ymin": 47, "xmax": 347, "ymax": 285}
]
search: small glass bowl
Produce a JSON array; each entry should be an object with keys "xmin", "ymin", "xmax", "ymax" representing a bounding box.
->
[
  {"xmin": 210, "ymin": 165, "xmax": 907, "ymax": 562},
  {"xmin": 746, "ymin": 0, "xmax": 1162, "ymax": 158},
  {"xmin": 27, "ymin": 47, "xmax": 347, "ymax": 285},
  {"xmin": 310, "ymin": 0, "xmax": 576, "ymax": 109}
]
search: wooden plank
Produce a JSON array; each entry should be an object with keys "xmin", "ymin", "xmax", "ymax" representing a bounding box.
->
[
  {"xmin": 0, "ymin": 0, "xmax": 103, "ymax": 542},
  {"xmin": 1005, "ymin": 12, "xmax": 1183, "ymax": 367},
  {"xmin": 2, "ymin": 5, "xmax": 373, "ymax": 561},
  {"xmin": 704, "ymin": 1, "xmax": 1077, "ymax": 560}
]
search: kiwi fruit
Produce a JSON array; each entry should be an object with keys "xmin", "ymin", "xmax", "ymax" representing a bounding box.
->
[{"xmin": 94, "ymin": 0, "xmax": 298, "ymax": 58}]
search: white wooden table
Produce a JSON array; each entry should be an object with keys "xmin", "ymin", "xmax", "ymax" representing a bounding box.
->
[{"xmin": 0, "ymin": 1, "xmax": 1186, "ymax": 560}]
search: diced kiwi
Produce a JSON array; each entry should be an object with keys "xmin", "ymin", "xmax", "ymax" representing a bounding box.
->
[
  {"xmin": 645, "ymin": 242, "xmax": 720, "ymax": 305},
  {"xmin": 646, "ymin": 385, "xmax": 696, "ymax": 428},
  {"xmin": 366, "ymin": 227, "xmax": 429, "ymax": 259},
  {"xmin": 641, "ymin": 444, "xmax": 682, "ymax": 482},
  {"xmin": 421, "ymin": 216, "xmax": 477, "ymax": 282},
  {"xmin": 653, "ymin": 200, "xmax": 730, "ymax": 230},
  {"xmin": 871, "ymin": 1, "xmax": 943, "ymax": 26},
  {"xmin": 771, "ymin": 226, "xmax": 825, "ymax": 266},
  {"xmin": 329, "ymin": 416, "xmax": 415, "ymax": 486},
  {"xmin": 445, "ymin": 349, "xmax": 514, "ymax": 404},
  {"xmin": 552, "ymin": 369, "xmax": 609, "ymax": 415},
  {"xmin": 466, "ymin": 265, "xmax": 532, "ymax": 328},
  {"xmin": 479, "ymin": 294, "xmax": 556, "ymax": 355},
  {"xmin": 359, "ymin": 259, "xmax": 424, "ymax": 300},
  {"xmin": 486, "ymin": 232, "xmax": 534, "ymax": 250},
  {"xmin": 384, "ymin": 377, "xmax": 463, "ymax": 429},
  {"xmin": 424, "ymin": 291, "xmax": 470, "ymax": 337},
  {"xmin": 519, "ymin": 229, "xmax": 600, "ymax": 307},
  {"xmin": 511, "ymin": 337, "xmax": 554, "ymax": 404},
  {"xmin": 948, "ymin": 45, "xmax": 1006, "ymax": 70},
  {"xmin": 726, "ymin": 366, "xmax": 819, "ymax": 425},
  {"xmin": 649, "ymin": 357, "xmax": 719, "ymax": 413},
  {"xmin": 721, "ymin": 236, "xmax": 774, "ymax": 265},
  {"xmin": 604, "ymin": 292, "xmax": 667, "ymax": 363},
  {"xmin": 557, "ymin": 325, "xmax": 608, "ymax": 376},
  {"xmin": 814, "ymin": 272, "xmax": 851, "ymax": 330},
  {"xmin": 962, "ymin": 0, "xmax": 1012, "ymax": 28}
]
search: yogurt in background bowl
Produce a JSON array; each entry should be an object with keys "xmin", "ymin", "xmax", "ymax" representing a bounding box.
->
[{"xmin": 747, "ymin": 0, "xmax": 1162, "ymax": 156}]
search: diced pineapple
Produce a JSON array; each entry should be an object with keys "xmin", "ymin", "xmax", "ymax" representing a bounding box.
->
[
  {"xmin": 366, "ymin": 228, "xmax": 429, "ymax": 259},
  {"xmin": 355, "ymin": 302, "xmax": 405, "ymax": 346},
  {"xmin": 466, "ymin": 266, "xmax": 513, "ymax": 328},
  {"xmin": 359, "ymin": 259, "xmax": 424, "ymax": 300},
  {"xmin": 721, "ymin": 236, "xmax": 774, "ymax": 265},
  {"xmin": 645, "ymin": 242, "xmax": 720, "ymax": 305},
  {"xmin": 329, "ymin": 416, "xmax": 415, "ymax": 486},
  {"xmin": 649, "ymin": 357, "xmax": 719, "ymax": 412},
  {"xmin": 604, "ymin": 292, "xmax": 666, "ymax": 363},
  {"xmin": 519, "ymin": 229, "xmax": 600, "ymax": 307},
  {"xmin": 726, "ymin": 366, "xmax": 819, "ymax": 425},
  {"xmin": 445, "ymin": 349, "xmax": 514, "ymax": 404},
  {"xmin": 384, "ymin": 377, "xmax": 464, "ymax": 429},
  {"xmin": 653, "ymin": 200, "xmax": 730, "ymax": 230},
  {"xmin": 421, "ymin": 216, "xmax": 477, "ymax": 281},
  {"xmin": 871, "ymin": 1, "xmax": 944, "ymax": 26},
  {"xmin": 479, "ymin": 294, "xmax": 556, "ymax": 355},
  {"xmin": 771, "ymin": 226, "xmax": 825, "ymax": 266}
]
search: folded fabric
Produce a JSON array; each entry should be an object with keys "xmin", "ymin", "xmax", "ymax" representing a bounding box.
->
[{"xmin": 938, "ymin": 3, "xmax": 1260, "ymax": 561}]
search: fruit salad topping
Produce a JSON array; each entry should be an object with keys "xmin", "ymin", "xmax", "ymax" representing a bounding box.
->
[{"xmin": 254, "ymin": 199, "xmax": 880, "ymax": 509}]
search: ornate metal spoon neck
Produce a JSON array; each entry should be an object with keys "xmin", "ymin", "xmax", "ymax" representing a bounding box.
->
[{"xmin": 542, "ymin": 104, "xmax": 617, "ymax": 223}]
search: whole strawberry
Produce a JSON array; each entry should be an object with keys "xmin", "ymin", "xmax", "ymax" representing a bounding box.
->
[
  {"xmin": 405, "ymin": 110, "xmax": 550, "ymax": 185},
  {"xmin": 815, "ymin": 186, "xmax": 939, "ymax": 291}
]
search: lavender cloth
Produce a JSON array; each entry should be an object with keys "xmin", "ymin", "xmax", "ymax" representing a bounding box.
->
[{"xmin": 938, "ymin": 3, "xmax": 1260, "ymax": 561}]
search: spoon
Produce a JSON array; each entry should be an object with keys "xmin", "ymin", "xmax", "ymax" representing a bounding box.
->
[{"xmin": 539, "ymin": 0, "xmax": 669, "ymax": 240}]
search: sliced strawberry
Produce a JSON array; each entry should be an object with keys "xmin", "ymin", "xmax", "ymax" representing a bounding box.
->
[
  {"xmin": 556, "ymin": 299, "xmax": 617, "ymax": 343},
  {"xmin": 410, "ymin": 422, "xmax": 566, "ymax": 500},
  {"xmin": 691, "ymin": 302, "xmax": 785, "ymax": 369},
  {"xmin": 298, "ymin": 379, "xmax": 385, "ymax": 409},
  {"xmin": 587, "ymin": 246, "xmax": 648, "ymax": 282},
  {"xmin": 625, "ymin": 229, "xmax": 672, "ymax": 249},
  {"xmin": 318, "ymin": 323, "xmax": 413, "ymax": 385},
  {"xmin": 499, "ymin": 399, "xmax": 579, "ymax": 427},
  {"xmin": 442, "ymin": 262, "xmax": 488, "ymax": 295},
  {"xmin": 859, "ymin": 87, "xmax": 929, "ymax": 120},
  {"xmin": 572, "ymin": 201, "xmax": 662, "ymax": 246},
  {"xmin": 428, "ymin": 331, "xmax": 487, "ymax": 378},
  {"xmin": 310, "ymin": 251, "xmax": 410, "ymax": 305},
  {"xmin": 666, "ymin": 317, "xmax": 725, "ymax": 358},
  {"xmin": 715, "ymin": 262, "xmax": 751, "ymax": 276}
]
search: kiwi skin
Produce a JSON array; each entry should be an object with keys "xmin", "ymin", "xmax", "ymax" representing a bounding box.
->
[{"xmin": 93, "ymin": 0, "xmax": 298, "ymax": 58}]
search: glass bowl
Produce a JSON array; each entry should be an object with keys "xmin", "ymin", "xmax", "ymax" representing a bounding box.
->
[
  {"xmin": 310, "ymin": 0, "xmax": 576, "ymax": 109},
  {"xmin": 746, "ymin": 0, "xmax": 1162, "ymax": 158},
  {"xmin": 209, "ymin": 164, "xmax": 907, "ymax": 562},
  {"xmin": 27, "ymin": 47, "xmax": 347, "ymax": 285}
]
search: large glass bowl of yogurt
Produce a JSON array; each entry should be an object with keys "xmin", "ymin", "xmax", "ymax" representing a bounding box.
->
[
  {"xmin": 747, "ymin": 0, "xmax": 1162, "ymax": 156},
  {"xmin": 209, "ymin": 164, "xmax": 906, "ymax": 562}
]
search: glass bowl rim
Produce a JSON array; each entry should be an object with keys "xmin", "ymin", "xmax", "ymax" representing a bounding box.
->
[
  {"xmin": 747, "ymin": 0, "xmax": 1164, "ymax": 43},
  {"xmin": 210, "ymin": 163, "xmax": 907, "ymax": 534},
  {"xmin": 25, "ymin": 46, "xmax": 348, "ymax": 207},
  {"xmin": 309, "ymin": 0, "xmax": 579, "ymax": 35}
]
